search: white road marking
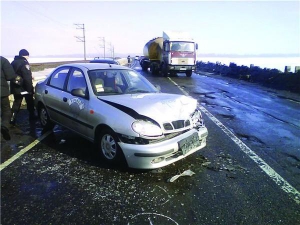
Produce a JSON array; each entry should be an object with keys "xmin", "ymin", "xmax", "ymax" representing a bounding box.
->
[
  {"xmin": 168, "ymin": 77, "xmax": 300, "ymax": 204},
  {"xmin": 128, "ymin": 212, "xmax": 179, "ymax": 225},
  {"xmin": 0, "ymin": 130, "xmax": 52, "ymax": 171}
]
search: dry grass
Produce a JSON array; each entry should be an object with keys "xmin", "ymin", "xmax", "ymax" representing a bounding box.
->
[{"xmin": 30, "ymin": 60, "xmax": 89, "ymax": 72}]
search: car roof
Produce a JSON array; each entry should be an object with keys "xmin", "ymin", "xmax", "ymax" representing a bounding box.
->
[
  {"xmin": 90, "ymin": 59, "xmax": 116, "ymax": 62},
  {"xmin": 57, "ymin": 63, "xmax": 128, "ymax": 70},
  {"xmin": 90, "ymin": 58, "xmax": 119, "ymax": 64}
]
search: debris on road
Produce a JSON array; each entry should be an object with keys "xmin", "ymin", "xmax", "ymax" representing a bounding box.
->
[
  {"xmin": 167, "ymin": 169, "xmax": 195, "ymax": 182},
  {"xmin": 201, "ymin": 161, "xmax": 211, "ymax": 167},
  {"xmin": 59, "ymin": 139, "xmax": 66, "ymax": 144}
]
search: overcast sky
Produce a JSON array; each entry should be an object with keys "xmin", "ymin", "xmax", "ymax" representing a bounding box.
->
[{"xmin": 1, "ymin": 0, "xmax": 299, "ymax": 58}]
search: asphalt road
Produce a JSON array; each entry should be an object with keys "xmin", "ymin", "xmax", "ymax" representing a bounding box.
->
[{"xmin": 1, "ymin": 60, "xmax": 300, "ymax": 225}]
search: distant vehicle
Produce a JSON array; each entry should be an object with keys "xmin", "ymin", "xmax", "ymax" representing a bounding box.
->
[
  {"xmin": 135, "ymin": 56, "xmax": 139, "ymax": 60},
  {"xmin": 140, "ymin": 31, "xmax": 198, "ymax": 77},
  {"xmin": 34, "ymin": 63, "xmax": 208, "ymax": 169},
  {"xmin": 138, "ymin": 56, "xmax": 146, "ymax": 62},
  {"xmin": 90, "ymin": 57, "xmax": 120, "ymax": 65}
]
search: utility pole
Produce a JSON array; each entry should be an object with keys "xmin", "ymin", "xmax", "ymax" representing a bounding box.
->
[
  {"xmin": 74, "ymin": 23, "xmax": 86, "ymax": 60},
  {"xmin": 99, "ymin": 37, "xmax": 105, "ymax": 58},
  {"xmin": 108, "ymin": 42, "xmax": 114, "ymax": 59}
]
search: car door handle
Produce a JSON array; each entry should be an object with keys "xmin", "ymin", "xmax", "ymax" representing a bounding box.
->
[
  {"xmin": 45, "ymin": 90, "xmax": 48, "ymax": 94},
  {"xmin": 63, "ymin": 97, "xmax": 68, "ymax": 102}
]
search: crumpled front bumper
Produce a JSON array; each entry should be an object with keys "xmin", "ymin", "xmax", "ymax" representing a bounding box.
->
[{"xmin": 119, "ymin": 127, "xmax": 208, "ymax": 169}]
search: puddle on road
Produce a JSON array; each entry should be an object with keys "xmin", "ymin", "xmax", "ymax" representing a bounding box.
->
[
  {"xmin": 218, "ymin": 113, "xmax": 235, "ymax": 120},
  {"xmin": 277, "ymin": 95, "xmax": 300, "ymax": 103},
  {"xmin": 235, "ymin": 132, "xmax": 265, "ymax": 146}
]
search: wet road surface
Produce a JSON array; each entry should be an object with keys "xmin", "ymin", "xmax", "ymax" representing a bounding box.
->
[{"xmin": 1, "ymin": 61, "xmax": 300, "ymax": 224}]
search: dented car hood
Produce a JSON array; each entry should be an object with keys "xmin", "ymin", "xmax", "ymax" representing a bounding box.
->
[{"xmin": 98, "ymin": 93, "xmax": 197, "ymax": 122}]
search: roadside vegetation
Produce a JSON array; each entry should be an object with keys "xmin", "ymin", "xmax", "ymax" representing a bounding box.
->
[
  {"xmin": 196, "ymin": 61, "xmax": 300, "ymax": 94},
  {"xmin": 30, "ymin": 60, "xmax": 89, "ymax": 72}
]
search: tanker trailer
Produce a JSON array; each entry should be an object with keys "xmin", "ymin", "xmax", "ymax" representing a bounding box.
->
[
  {"xmin": 140, "ymin": 31, "xmax": 198, "ymax": 77},
  {"xmin": 140, "ymin": 37, "xmax": 163, "ymax": 75}
]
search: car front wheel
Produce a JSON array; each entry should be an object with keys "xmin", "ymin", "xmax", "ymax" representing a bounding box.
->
[{"xmin": 98, "ymin": 128, "xmax": 125, "ymax": 166}]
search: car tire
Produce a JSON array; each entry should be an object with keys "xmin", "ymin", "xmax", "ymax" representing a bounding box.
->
[
  {"xmin": 98, "ymin": 128, "xmax": 125, "ymax": 166},
  {"xmin": 38, "ymin": 105, "xmax": 55, "ymax": 130}
]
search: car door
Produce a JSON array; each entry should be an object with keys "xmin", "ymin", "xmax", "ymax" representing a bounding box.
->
[
  {"xmin": 43, "ymin": 67, "xmax": 70, "ymax": 124},
  {"xmin": 63, "ymin": 67, "xmax": 91, "ymax": 137}
]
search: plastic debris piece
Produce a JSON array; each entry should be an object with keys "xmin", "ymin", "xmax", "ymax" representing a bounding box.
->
[
  {"xmin": 151, "ymin": 168, "xmax": 163, "ymax": 173},
  {"xmin": 59, "ymin": 139, "xmax": 66, "ymax": 144},
  {"xmin": 201, "ymin": 162, "xmax": 211, "ymax": 167},
  {"xmin": 168, "ymin": 169, "xmax": 195, "ymax": 182}
]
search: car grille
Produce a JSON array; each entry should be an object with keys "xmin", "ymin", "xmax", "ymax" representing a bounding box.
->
[
  {"xmin": 163, "ymin": 119, "xmax": 191, "ymax": 131},
  {"xmin": 118, "ymin": 130, "xmax": 188, "ymax": 145},
  {"xmin": 148, "ymin": 130, "xmax": 187, "ymax": 144}
]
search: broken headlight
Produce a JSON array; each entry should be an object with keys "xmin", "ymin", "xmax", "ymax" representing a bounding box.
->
[{"xmin": 191, "ymin": 109, "xmax": 204, "ymax": 128}]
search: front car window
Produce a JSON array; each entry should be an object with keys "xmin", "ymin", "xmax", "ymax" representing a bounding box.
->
[
  {"xmin": 67, "ymin": 69, "xmax": 87, "ymax": 95},
  {"xmin": 88, "ymin": 69, "xmax": 158, "ymax": 96}
]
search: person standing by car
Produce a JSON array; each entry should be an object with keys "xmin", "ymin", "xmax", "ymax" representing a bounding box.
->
[
  {"xmin": 127, "ymin": 55, "xmax": 131, "ymax": 64},
  {"xmin": 10, "ymin": 49, "xmax": 37, "ymax": 125},
  {"xmin": 1, "ymin": 56, "xmax": 17, "ymax": 140}
]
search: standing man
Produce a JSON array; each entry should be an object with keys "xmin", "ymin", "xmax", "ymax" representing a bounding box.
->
[
  {"xmin": 127, "ymin": 55, "xmax": 131, "ymax": 64},
  {"xmin": 10, "ymin": 49, "xmax": 37, "ymax": 125},
  {"xmin": 1, "ymin": 56, "xmax": 17, "ymax": 140}
]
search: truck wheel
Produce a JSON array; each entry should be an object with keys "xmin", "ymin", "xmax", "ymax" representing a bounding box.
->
[
  {"xmin": 150, "ymin": 65, "xmax": 157, "ymax": 75},
  {"xmin": 151, "ymin": 69, "xmax": 158, "ymax": 75},
  {"xmin": 186, "ymin": 71, "xmax": 193, "ymax": 77},
  {"xmin": 170, "ymin": 72, "xmax": 177, "ymax": 77}
]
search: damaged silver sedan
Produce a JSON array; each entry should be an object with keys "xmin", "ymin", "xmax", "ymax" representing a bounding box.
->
[{"xmin": 35, "ymin": 63, "xmax": 208, "ymax": 169}]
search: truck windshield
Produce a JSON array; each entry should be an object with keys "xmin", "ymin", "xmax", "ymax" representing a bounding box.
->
[{"xmin": 171, "ymin": 42, "xmax": 194, "ymax": 52}]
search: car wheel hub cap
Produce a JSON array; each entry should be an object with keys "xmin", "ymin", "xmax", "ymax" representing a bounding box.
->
[
  {"xmin": 41, "ymin": 109, "xmax": 47, "ymax": 125},
  {"xmin": 101, "ymin": 134, "xmax": 116, "ymax": 159}
]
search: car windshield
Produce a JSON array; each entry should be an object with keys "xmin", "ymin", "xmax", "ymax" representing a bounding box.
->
[{"xmin": 88, "ymin": 69, "xmax": 158, "ymax": 96}]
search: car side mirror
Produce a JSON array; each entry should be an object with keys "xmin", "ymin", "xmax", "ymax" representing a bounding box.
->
[
  {"xmin": 163, "ymin": 41, "xmax": 170, "ymax": 52},
  {"xmin": 154, "ymin": 85, "xmax": 161, "ymax": 92},
  {"xmin": 71, "ymin": 88, "xmax": 87, "ymax": 98}
]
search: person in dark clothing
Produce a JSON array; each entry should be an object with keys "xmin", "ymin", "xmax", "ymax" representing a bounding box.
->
[
  {"xmin": 1, "ymin": 56, "xmax": 17, "ymax": 140},
  {"xmin": 10, "ymin": 49, "xmax": 37, "ymax": 125},
  {"xmin": 127, "ymin": 55, "xmax": 131, "ymax": 64}
]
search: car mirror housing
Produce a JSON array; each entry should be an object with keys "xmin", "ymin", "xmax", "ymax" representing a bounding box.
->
[
  {"xmin": 71, "ymin": 88, "xmax": 86, "ymax": 98},
  {"xmin": 154, "ymin": 84, "xmax": 161, "ymax": 92}
]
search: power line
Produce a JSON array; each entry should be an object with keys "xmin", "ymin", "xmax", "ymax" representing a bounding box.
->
[{"xmin": 12, "ymin": 1, "xmax": 70, "ymax": 29}]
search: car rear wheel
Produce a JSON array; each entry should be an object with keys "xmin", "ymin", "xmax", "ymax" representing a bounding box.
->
[
  {"xmin": 98, "ymin": 128, "xmax": 125, "ymax": 166},
  {"xmin": 38, "ymin": 105, "xmax": 55, "ymax": 130}
]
